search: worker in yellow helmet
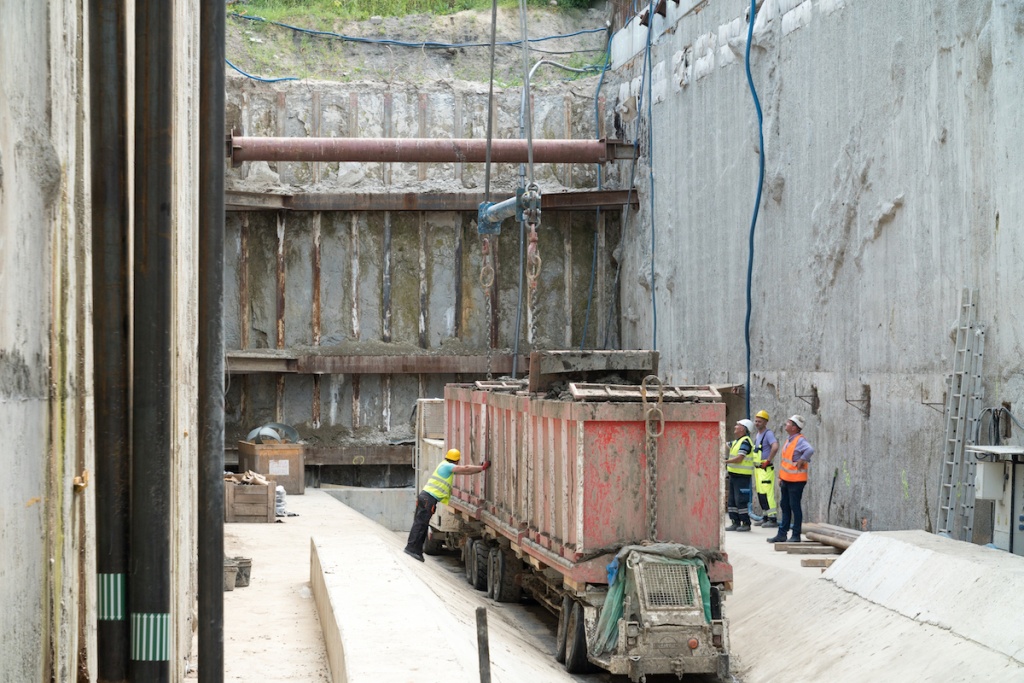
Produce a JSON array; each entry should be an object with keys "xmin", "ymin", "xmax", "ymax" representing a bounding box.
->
[
  {"xmin": 404, "ymin": 448, "xmax": 490, "ymax": 562},
  {"xmin": 752, "ymin": 410, "xmax": 779, "ymax": 528}
]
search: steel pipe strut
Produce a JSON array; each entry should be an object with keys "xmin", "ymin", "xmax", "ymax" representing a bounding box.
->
[{"xmin": 228, "ymin": 135, "xmax": 633, "ymax": 165}]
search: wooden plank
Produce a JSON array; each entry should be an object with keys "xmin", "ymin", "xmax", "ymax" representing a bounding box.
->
[
  {"xmin": 774, "ymin": 542, "xmax": 827, "ymax": 551},
  {"xmin": 786, "ymin": 545, "xmax": 840, "ymax": 555},
  {"xmin": 801, "ymin": 558, "xmax": 837, "ymax": 568},
  {"xmin": 303, "ymin": 445, "xmax": 413, "ymax": 466}
]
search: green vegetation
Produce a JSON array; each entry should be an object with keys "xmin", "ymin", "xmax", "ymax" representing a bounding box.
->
[{"xmin": 230, "ymin": 0, "xmax": 594, "ymax": 25}]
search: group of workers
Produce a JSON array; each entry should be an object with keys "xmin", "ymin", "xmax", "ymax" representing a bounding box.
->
[
  {"xmin": 405, "ymin": 409, "xmax": 815, "ymax": 562},
  {"xmin": 725, "ymin": 410, "xmax": 814, "ymax": 543}
]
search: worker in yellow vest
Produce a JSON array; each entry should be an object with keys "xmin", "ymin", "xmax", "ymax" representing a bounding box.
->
[
  {"xmin": 752, "ymin": 409, "xmax": 779, "ymax": 528},
  {"xmin": 404, "ymin": 449, "xmax": 489, "ymax": 562},
  {"xmin": 725, "ymin": 419, "xmax": 757, "ymax": 531},
  {"xmin": 767, "ymin": 415, "xmax": 815, "ymax": 544}
]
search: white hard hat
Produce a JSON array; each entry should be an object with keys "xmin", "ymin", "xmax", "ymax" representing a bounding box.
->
[
  {"xmin": 737, "ymin": 419, "xmax": 754, "ymax": 434},
  {"xmin": 788, "ymin": 414, "xmax": 806, "ymax": 430}
]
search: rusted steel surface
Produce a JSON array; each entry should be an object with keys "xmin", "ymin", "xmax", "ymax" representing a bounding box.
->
[
  {"xmin": 303, "ymin": 445, "xmax": 413, "ymax": 466},
  {"xmin": 229, "ymin": 136, "xmax": 634, "ymax": 164},
  {"xmin": 445, "ymin": 382, "xmax": 731, "ymax": 585},
  {"xmin": 293, "ymin": 354, "xmax": 530, "ymax": 375},
  {"xmin": 225, "ymin": 189, "xmax": 639, "ymax": 212}
]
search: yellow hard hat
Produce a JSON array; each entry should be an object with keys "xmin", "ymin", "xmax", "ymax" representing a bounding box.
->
[
  {"xmin": 446, "ymin": 449, "xmax": 461, "ymax": 462},
  {"xmin": 755, "ymin": 410, "xmax": 769, "ymax": 420}
]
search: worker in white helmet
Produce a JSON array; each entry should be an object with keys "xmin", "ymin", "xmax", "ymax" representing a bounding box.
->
[
  {"xmin": 724, "ymin": 419, "xmax": 757, "ymax": 532},
  {"xmin": 767, "ymin": 415, "xmax": 815, "ymax": 543}
]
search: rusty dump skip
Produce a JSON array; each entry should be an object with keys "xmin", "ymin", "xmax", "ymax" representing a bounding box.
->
[{"xmin": 445, "ymin": 380, "xmax": 732, "ymax": 586}]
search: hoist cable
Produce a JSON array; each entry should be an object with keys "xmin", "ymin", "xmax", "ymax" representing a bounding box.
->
[
  {"xmin": 483, "ymin": 0, "xmax": 499, "ymax": 203},
  {"xmin": 519, "ymin": 0, "xmax": 536, "ymax": 185}
]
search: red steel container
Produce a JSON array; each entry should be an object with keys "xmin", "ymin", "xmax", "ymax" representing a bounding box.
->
[{"xmin": 445, "ymin": 383, "xmax": 731, "ymax": 585}]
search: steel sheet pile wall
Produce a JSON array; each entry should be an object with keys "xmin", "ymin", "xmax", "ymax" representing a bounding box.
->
[
  {"xmin": 445, "ymin": 384, "xmax": 726, "ymax": 582},
  {"xmin": 223, "ymin": 79, "xmax": 624, "ymax": 483}
]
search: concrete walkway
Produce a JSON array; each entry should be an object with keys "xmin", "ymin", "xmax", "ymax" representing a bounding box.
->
[{"xmin": 222, "ymin": 489, "xmax": 1024, "ymax": 682}]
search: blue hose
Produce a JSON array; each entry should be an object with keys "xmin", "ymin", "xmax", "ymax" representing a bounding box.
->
[{"xmin": 743, "ymin": 0, "xmax": 765, "ymax": 419}]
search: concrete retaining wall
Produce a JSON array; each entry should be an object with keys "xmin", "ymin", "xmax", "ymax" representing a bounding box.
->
[
  {"xmin": 607, "ymin": 0, "xmax": 1024, "ymax": 533},
  {"xmin": 323, "ymin": 486, "xmax": 416, "ymax": 532}
]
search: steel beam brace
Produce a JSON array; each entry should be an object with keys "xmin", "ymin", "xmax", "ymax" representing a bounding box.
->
[
  {"xmin": 226, "ymin": 189, "xmax": 638, "ymax": 213},
  {"xmin": 228, "ymin": 135, "xmax": 635, "ymax": 165}
]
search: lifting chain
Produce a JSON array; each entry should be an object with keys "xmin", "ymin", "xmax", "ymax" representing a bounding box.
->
[
  {"xmin": 523, "ymin": 182, "xmax": 542, "ymax": 345},
  {"xmin": 641, "ymin": 374, "xmax": 665, "ymax": 542},
  {"xmin": 480, "ymin": 236, "xmax": 495, "ymax": 380}
]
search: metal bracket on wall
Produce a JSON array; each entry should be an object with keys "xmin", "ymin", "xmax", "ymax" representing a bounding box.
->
[
  {"xmin": 794, "ymin": 385, "xmax": 819, "ymax": 415},
  {"xmin": 920, "ymin": 384, "xmax": 946, "ymax": 414},
  {"xmin": 844, "ymin": 384, "xmax": 871, "ymax": 418}
]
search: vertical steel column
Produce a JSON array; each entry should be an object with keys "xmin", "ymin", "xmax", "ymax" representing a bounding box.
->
[
  {"xmin": 89, "ymin": 0, "xmax": 130, "ymax": 678},
  {"xmin": 198, "ymin": 0, "xmax": 226, "ymax": 680},
  {"xmin": 131, "ymin": 0, "xmax": 173, "ymax": 679}
]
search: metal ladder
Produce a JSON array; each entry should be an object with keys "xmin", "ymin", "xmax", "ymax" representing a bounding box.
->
[{"xmin": 936, "ymin": 289, "xmax": 984, "ymax": 541}]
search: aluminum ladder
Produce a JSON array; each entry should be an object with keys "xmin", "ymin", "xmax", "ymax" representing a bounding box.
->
[{"xmin": 936, "ymin": 288, "xmax": 985, "ymax": 541}]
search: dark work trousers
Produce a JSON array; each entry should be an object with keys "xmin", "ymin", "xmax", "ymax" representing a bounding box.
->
[
  {"xmin": 405, "ymin": 490, "xmax": 439, "ymax": 556},
  {"xmin": 778, "ymin": 479, "xmax": 807, "ymax": 537},
  {"xmin": 726, "ymin": 473, "xmax": 752, "ymax": 526}
]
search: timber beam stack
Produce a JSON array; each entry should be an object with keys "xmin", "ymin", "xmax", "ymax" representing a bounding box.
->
[{"xmin": 801, "ymin": 522, "xmax": 863, "ymax": 551}]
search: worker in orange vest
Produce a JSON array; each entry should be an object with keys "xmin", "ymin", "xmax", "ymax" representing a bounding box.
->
[{"xmin": 766, "ymin": 415, "xmax": 815, "ymax": 544}]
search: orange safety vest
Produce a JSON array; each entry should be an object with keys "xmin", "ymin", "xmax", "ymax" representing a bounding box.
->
[{"xmin": 779, "ymin": 434, "xmax": 808, "ymax": 482}]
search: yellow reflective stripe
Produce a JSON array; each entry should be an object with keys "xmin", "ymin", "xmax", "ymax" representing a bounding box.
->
[
  {"xmin": 727, "ymin": 436, "xmax": 755, "ymax": 474},
  {"xmin": 423, "ymin": 460, "xmax": 455, "ymax": 503}
]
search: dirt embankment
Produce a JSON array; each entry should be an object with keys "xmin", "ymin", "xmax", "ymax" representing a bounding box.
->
[{"xmin": 226, "ymin": 4, "xmax": 611, "ymax": 87}]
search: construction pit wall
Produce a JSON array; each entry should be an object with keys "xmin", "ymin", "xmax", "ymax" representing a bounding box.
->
[
  {"xmin": 1, "ymin": 1, "xmax": 203, "ymax": 681},
  {"xmin": 223, "ymin": 77, "xmax": 628, "ymax": 486},
  {"xmin": 605, "ymin": 0, "xmax": 1024, "ymax": 538}
]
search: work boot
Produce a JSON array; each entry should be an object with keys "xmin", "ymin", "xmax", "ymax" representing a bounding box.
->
[
  {"xmin": 766, "ymin": 533, "xmax": 787, "ymax": 543},
  {"xmin": 788, "ymin": 534, "xmax": 801, "ymax": 543},
  {"xmin": 725, "ymin": 523, "xmax": 739, "ymax": 532},
  {"xmin": 404, "ymin": 548, "xmax": 425, "ymax": 562},
  {"xmin": 762, "ymin": 518, "xmax": 778, "ymax": 528},
  {"xmin": 754, "ymin": 519, "xmax": 765, "ymax": 527},
  {"xmin": 736, "ymin": 524, "xmax": 751, "ymax": 532}
]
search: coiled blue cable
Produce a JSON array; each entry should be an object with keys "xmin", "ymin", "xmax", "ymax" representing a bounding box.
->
[{"xmin": 743, "ymin": 0, "xmax": 765, "ymax": 419}]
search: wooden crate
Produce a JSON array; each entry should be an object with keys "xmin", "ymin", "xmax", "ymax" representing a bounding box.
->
[
  {"xmin": 238, "ymin": 441, "xmax": 305, "ymax": 495},
  {"xmin": 225, "ymin": 481, "xmax": 275, "ymax": 523}
]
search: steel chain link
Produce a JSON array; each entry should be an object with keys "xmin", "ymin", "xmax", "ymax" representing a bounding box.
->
[{"xmin": 641, "ymin": 375, "xmax": 665, "ymax": 541}]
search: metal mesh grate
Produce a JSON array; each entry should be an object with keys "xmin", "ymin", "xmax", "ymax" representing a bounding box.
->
[{"xmin": 639, "ymin": 564, "xmax": 697, "ymax": 608}]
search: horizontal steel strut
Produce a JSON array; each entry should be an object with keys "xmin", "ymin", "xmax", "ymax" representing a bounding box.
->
[{"xmin": 227, "ymin": 134, "xmax": 635, "ymax": 165}]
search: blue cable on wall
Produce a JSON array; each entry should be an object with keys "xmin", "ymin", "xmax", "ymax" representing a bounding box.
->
[{"xmin": 743, "ymin": 0, "xmax": 765, "ymax": 419}]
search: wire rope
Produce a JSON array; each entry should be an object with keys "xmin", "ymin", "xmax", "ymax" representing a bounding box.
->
[
  {"xmin": 580, "ymin": 32, "xmax": 612, "ymax": 350},
  {"xmin": 519, "ymin": 0, "xmax": 536, "ymax": 186},
  {"xmin": 643, "ymin": 0, "xmax": 657, "ymax": 352},
  {"xmin": 483, "ymin": 0, "xmax": 499, "ymax": 203}
]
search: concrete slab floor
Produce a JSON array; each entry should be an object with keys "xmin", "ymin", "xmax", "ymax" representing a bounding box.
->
[{"xmin": 207, "ymin": 490, "xmax": 1023, "ymax": 682}]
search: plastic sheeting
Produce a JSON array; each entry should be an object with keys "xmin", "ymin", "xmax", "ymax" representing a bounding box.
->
[{"xmin": 594, "ymin": 544, "xmax": 713, "ymax": 655}]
